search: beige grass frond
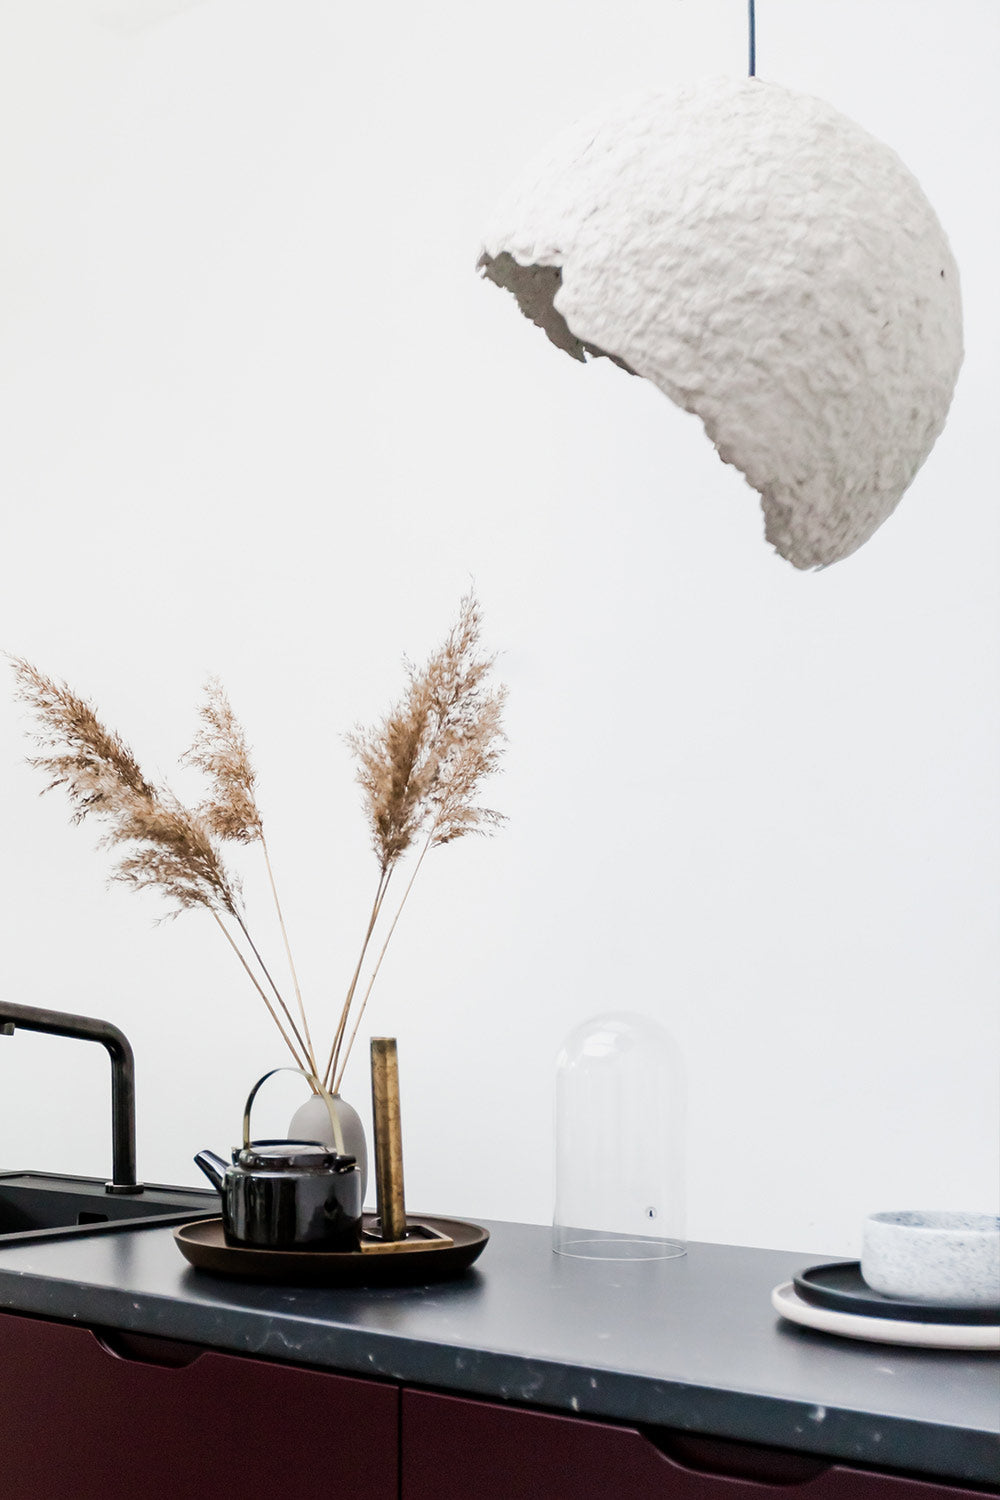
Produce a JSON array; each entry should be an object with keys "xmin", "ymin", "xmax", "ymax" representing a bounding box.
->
[
  {"xmin": 10, "ymin": 657, "xmax": 156, "ymax": 820},
  {"xmin": 427, "ymin": 685, "xmax": 508, "ymax": 847},
  {"xmin": 107, "ymin": 792, "xmax": 242, "ymax": 920},
  {"xmin": 183, "ymin": 677, "xmax": 263, "ymax": 844},
  {"xmin": 347, "ymin": 684, "xmax": 434, "ymax": 874},
  {"xmin": 10, "ymin": 658, "xmax": 241, "ymax": 921},
  {"xmin": 347, "ymin": 590, "xmax": 507, "ymax": 874}
]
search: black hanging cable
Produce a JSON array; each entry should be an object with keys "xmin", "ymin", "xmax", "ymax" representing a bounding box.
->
[{"xmin": 748, "ymin": 0, "xmax": 756, "ymax": 76}]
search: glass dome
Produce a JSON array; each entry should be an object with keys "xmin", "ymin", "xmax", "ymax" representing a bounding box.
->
[{"xmin": 553, "ymin": 1011, "xmax": 685, "ymax": 1260}]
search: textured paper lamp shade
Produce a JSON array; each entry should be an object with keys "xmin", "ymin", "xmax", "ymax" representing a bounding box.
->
[{"xmin": 479, "ymin": 77, "xmax": 963, "ymax": 569}]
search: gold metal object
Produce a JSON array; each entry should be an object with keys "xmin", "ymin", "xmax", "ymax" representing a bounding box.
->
[
  {"xmin": 360, "ymin": 1222, "xmax": 455, "ymax": 1255},
  {"xmin": 370, "ymin": 1036, "xmax": 407, "ymax": 1242}
]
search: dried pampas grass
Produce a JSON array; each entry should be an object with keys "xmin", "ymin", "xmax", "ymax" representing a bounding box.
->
[
  {"xmin": 329, "ymin": 592, "xmax": 507, "ymax": 1089},
  {"xmin": 10, "ymin": 660, "xmax": 240, "ymax": 919},
  {"xmin": 349, "ymin": 592, "xmax": 507, "ymax": 869},
  {"xmin": 183, "ymin": 676, "xmax": 263, "ymax": 846},
  {"xmin": 8, "ymin": 594, "xmax": 507, "ymax": 1096}
]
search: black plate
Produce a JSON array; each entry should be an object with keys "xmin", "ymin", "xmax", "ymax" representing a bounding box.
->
[{"xmin": 793, "ymin": 1262, "xmax": 1000, "ymax": 1326}]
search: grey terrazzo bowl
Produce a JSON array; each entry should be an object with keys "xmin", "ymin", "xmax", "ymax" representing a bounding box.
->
[{"xmin": 861, "ymin": 1211, "xmax": 1000, "ymax": 1309}]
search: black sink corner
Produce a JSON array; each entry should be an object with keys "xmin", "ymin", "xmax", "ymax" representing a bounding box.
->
[{"xmin": 0, "ymin": 1171, "xmax": 218, "ymax": 1246}]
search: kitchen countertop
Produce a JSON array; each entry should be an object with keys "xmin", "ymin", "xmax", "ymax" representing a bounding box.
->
[{"xmin": 0, "ymin": 1217, "xmax": 996, "ymax": 1487}]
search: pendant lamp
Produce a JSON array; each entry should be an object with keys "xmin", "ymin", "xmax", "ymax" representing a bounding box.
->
[{"xmin": 478, "ymin": 33, "xmax": 963, "ymax": 569}]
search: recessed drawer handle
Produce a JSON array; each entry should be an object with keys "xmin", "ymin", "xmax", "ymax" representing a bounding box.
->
[
  {"xmin": 91, "ymin": 1327, "xmax": 207, "ymax": 1368},
  {"xmin": 644, "ymin": 1429, "xmax": 831, "ymax": 1487}
]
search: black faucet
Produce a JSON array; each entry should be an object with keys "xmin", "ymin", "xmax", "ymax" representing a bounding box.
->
[{"xmin": 0, "ymin": 1003, "xmax": 143, "ymax": 1194}]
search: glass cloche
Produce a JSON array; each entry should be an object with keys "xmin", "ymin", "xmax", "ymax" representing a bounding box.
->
[{"xmin": 553, "ymin": 1012, "xmax": 686, "ymax": 1260}]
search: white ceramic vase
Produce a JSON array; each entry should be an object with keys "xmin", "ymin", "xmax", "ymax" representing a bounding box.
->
[{"xmin": 288, "ymin": 1093, "xmax": 368, "ymax": 1207}]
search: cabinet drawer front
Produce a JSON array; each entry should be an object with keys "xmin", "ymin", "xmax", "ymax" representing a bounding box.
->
[
  {"xmin": 402, "ymin": 1389, "xmax": 988, "ymax": 1500},
  {"xmin": 0, "ymin": 1309, "xmax": 397, "ymax": 1500}
]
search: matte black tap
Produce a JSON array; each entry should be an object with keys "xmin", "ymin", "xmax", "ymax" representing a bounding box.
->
[{"xmin": 0, "ymin": 1002, "xmax": 143, "ymax": 1194}]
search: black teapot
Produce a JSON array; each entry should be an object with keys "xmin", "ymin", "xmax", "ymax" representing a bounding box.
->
[{"xmin": 195, "ymin": 1069, "xmax": 362, "ymax": 1253}]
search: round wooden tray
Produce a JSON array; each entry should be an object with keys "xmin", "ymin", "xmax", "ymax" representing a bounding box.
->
[{"xmin": 175, "ymin": 1213, "xmax": 488, "ymax": 1285}]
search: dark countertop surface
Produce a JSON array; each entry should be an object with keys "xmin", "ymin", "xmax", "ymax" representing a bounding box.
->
[{"xmin": 0, "ymin": 1216, "xmax": 997, "ymax": 1487}]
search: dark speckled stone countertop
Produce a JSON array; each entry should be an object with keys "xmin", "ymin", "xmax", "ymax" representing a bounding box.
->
[{"xmin": 0, "ymin": 1218, "xmax": 997, "ymax": 1487}]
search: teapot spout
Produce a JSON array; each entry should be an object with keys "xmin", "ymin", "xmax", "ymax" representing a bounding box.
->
[{"xmin": 194, "ymin": 1149, "xmax": 228, "ymax": 1194}]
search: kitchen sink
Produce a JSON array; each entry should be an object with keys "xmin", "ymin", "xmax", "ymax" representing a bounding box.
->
[
  {"xmin": 0, "ymin": 1171, "xmax": 218, "ymax": 1246},
  {"xmin": 0, "ymin": 1006, "xmax": 219, "ymax": 1246}
]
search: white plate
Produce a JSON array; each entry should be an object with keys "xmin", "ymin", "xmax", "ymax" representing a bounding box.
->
[{"xmin": 772, "ymin": 1281, "xmax": 1000, "ymax": 1351}]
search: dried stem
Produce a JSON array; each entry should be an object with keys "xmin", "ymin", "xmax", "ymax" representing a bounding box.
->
[
  {"xmin": 210, "ymin": 911, "xmax": 307, "ymax": 1070},
  {"xmin": 333, "ymin": 832, "xmax": 432, "ymax": 1094},
  {"xmin": 231, "ymin": 911, "xmax": 312, "ymax": 1068},
  {"xmin": 322, "ymin": 867, "xmax": 391, "ymax": 1090},
  {"xmin": 261, "ymin": 834, "xmax": 316, "ymax": 1074}
]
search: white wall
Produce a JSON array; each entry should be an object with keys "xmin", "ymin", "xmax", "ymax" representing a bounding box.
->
[{"xmin": 0, "ymin": 0, "xmax": 996, "ymax": 1258}]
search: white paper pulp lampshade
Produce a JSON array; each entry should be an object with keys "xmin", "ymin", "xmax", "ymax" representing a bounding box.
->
[{"xmin": 478, "ymin": 78, "xmax": 963, "ymax": 569}]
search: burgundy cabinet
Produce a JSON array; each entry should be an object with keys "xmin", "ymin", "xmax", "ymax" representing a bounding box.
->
[
  {"xmin": 0, "ymin": 1309, "xmax": 988, "ymax": 1500},
  {"xmin": 401, "ymin": 1389, "xmax": 989, "ymax": 1500},
  {"xmin": 0, "ymin": 1309, "xmax": 397, "ymax": 1500}
]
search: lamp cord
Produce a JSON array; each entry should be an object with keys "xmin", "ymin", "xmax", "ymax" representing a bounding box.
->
[{"xmin": 748, "ymin": 0, "xmax": 756, "ymax": 76}]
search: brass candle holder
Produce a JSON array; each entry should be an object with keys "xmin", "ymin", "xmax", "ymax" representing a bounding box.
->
[{"xmin": 365, "ymin": 1036, "xmax": 453, "ymax": 1253}]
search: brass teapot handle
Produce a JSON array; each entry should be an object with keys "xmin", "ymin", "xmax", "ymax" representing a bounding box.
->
[{"xmin": 242, "ymin": 1067, "xmax": 346, "ymax": 1155}]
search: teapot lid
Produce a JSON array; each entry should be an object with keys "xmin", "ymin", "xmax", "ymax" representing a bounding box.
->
[{"xmin": 236, "ymin": 1138, "xmax": 357, "ymax": 1173}]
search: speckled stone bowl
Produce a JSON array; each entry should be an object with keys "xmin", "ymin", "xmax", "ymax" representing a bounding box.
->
[{"xmin": 861, "ymin": 1211, "xmax": 1000, "ymax": 1309}]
